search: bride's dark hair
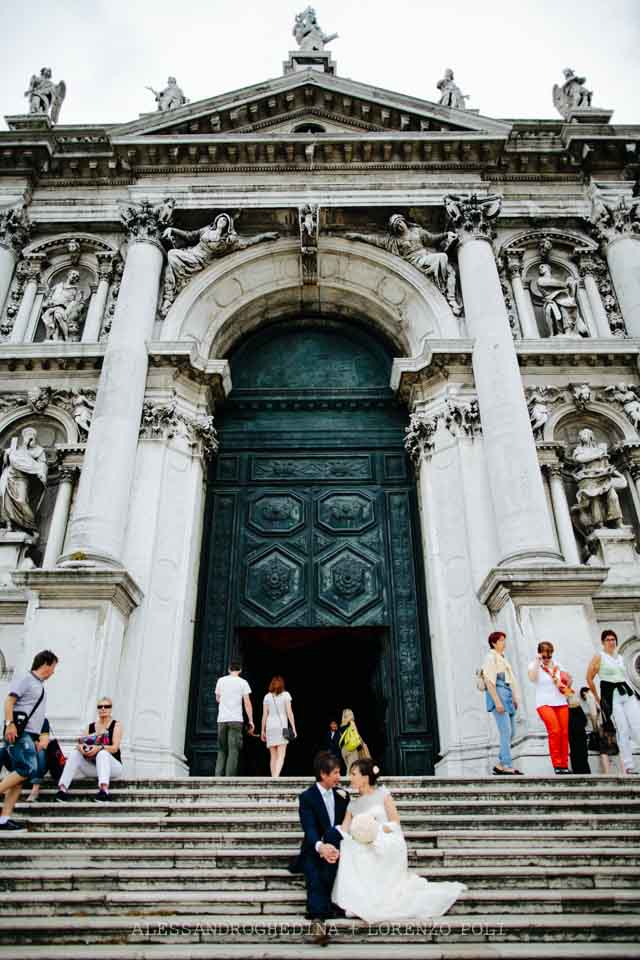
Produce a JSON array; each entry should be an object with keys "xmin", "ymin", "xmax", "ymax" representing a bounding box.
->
[{"xmin": 352, "ymin": 758, "xmax": 381, "ymax": 786}]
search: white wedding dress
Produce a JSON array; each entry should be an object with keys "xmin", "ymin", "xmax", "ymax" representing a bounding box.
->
[{"xmin": 332, "ymin": 786, "xmax": 466, "ymax": 923}]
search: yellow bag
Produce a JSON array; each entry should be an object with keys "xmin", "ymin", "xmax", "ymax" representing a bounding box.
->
[{"xmin": 339, "ymin": 721, "xmax": 362, "ymax": 753}]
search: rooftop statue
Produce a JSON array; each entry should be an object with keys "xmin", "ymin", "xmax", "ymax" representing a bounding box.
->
[
  {"xmin": 146, "ymin": 77, "xmax": 188, "ymax": 112},
  {"xmin": 552, "ymin": 68, "xmax": 592, "ymax": 120},
  {"xmin": 293, "ymin": 7, "xmax": 338, "ymax": 50},
  {"xmin": 24, "ymin": 67, "xmax": 66, "ymax": 123},
  {"xmin": 436, "ymin": 69, "xmax": 468, "ymax": 111}
]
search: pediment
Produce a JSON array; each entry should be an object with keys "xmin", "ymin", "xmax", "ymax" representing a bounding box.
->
[{"xmin": 111, "ymin": 70, "xmax": 511, "ymax": 141}]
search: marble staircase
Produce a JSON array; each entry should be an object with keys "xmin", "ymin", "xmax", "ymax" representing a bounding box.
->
[{"xmin": 1, "ymin": 776, "xmax": 640, "ymax": 959}]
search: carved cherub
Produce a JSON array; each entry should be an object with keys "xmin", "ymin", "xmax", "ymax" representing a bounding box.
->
[
  {"xmin": 527, "ymin": 387, "xmax": 562, "ymax": 439},
  {"xmin": 604, "ymin": 383, "xmax": 640, "ymax": 432}
]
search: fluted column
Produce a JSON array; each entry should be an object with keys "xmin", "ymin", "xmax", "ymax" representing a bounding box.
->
[
  {"xmin": 446, "ymin": 193, "xmax": 561, "ymax": 565},
  {"xmin": 504, "ymin": 249, "xmax": 538, "ymax": 338},
  {"xmin": 43, "ymin": 467, "xmax": 77, "ymax": 569},
  {"xmin": 82, "ymin": 252, "xmax": 115, "ymax": 342},
  {"xmin": 10, "ymin": 254, "xmax": 47, "ymax": 343},
  {"xmin": 590, "ymin": 192, "xmax": 640, "ymax": 337},
  {"xmin": 63, "ymin": 200, "xmax": 172, "ymax": 566},
  {"xmin": 0, "ymin": 205, "xmax": 32, "ymax": 317}
]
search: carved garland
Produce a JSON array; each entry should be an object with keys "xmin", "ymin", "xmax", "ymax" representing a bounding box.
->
[
  {"xmin": 525, "ymin": 382, "xmax": 640, "ymax": 439},
  {"xmin": 140, "ymin": 394, "xmax": 218, "ymax": 460}
]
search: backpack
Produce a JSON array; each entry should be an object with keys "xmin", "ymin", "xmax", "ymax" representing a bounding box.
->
[{"xmin": 339, "ymin": 721, "xmax": 362, "ymax": 753}]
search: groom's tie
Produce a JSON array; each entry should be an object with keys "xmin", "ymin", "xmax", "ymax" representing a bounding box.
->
[{"xmin": 317, "ymin": 784, "xmax": 335, "ymax": 825}]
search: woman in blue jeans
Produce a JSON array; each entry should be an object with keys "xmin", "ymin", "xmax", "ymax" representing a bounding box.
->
[{"xmin": 482, "ymin": 631, "xmax": 523, "ymax": 775}]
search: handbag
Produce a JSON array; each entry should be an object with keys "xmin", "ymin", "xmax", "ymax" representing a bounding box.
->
[
  {"xmin": 339, "ymin": 721, "xmax": 362, "ymax": 752},
  {"xmin": 272, "ymin": 694, "xmax": 295, "ymax": 742},
  {"xmin": 45, "ymin": 737, "xmax": 67, "ymax": 781},
  {"xmin": 11, "ymin": 687, "xmax": 45, "ymax": 738}
]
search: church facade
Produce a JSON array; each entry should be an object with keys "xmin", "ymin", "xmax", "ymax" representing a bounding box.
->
[{"xmin": 1, "ymin": 25, "xmax": 639, "ymax": 777}]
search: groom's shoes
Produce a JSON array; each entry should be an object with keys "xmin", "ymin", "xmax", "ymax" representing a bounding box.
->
[{"xmin": 308, "ymin": 919, "xmax": 330, "ymax": 947}]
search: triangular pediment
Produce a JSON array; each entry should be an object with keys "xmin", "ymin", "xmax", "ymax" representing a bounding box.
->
[{"xmin": 111, "ymin": 70, "xmax": 511, "ymax": 141}]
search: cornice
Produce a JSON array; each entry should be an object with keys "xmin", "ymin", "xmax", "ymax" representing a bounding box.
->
[{"xmin": 11, "ymin": 567, "xmax": 143, "ymax": 618}]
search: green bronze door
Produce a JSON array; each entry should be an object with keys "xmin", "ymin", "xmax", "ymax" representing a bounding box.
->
[{"xmin": 186, "ymin": 320, "xmax": 438, "ymax": 775}]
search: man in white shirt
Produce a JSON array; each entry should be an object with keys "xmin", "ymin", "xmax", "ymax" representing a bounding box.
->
[{"xmin": 214, "ymin": 660, "xmax": 254, "ymax": 776}]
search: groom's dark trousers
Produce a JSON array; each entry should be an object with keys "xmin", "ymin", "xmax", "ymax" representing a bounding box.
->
[{"xmin": 289, "ymin": 784, "xmax": 350, "ymax": 920}]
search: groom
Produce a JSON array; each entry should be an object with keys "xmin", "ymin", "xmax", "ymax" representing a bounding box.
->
[{"xmin": 290, "ymin": 751, "xmax": 350, "ymax": 941}]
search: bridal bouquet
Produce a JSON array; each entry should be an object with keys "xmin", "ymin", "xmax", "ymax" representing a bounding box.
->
[{"xmin": 350, "ymin": 813, "xmax": 379, "ymax": 845}]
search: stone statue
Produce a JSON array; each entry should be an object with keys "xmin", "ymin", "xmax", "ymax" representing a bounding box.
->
[
  {"xmin": 161, "ymin": 213, "xmax": 279, "ymax": 316},
  {"xmin": 0, "ymin": 204, "xmax": 32, "ymax": 252},
  {"xmin": 530, "ymin": 264, "xmax": 585, "ymax": 337},
  {"xmin": 605, "ymin": 384, "xmax": 640, "ymax": 432},
  {"xmin": 41, "ymin": 270, "xmax": 88, "ymax": 342},
  {"xmin": 24, "ymin": 68, "xmax": 66, "ymax": 123},
  {"xmin": 0, "ymin": 427, "xmax": 48, "ymax": 534},
  {"xmin": 345, "ymin": 215, "xmax": 462, "ymax": 316},
  {"xmin": 436, "ymin": 69, "xmax": 468, "ymax": 110},
  {"xmin": 589, "ymin": 184, "xmax": 640, "ymax": 243},
  {"xmin": 552, "ymin": 68, "xmax": 592, "ymax": 120},
  {"xmin": 527, "ymin": 389, "xmax": 554, "ymax": 439},
  {"xmin": 293, "ymin": 7, "xmax": 337, "ymax": 50},
  {"xmin": 146, "ymin": 77, "xmax": 188, "ymax": 112},
  {"xmin": 70, "ymin": 389, "xmax": 96, "ymax": 436},
  {"xmin": 570, "ymin": 428, "xmax": 626, "ymax": 536}
]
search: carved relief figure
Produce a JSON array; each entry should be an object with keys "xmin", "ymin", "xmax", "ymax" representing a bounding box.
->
[
  {"xmin": 41, "ymin": 270, "xmax": 88, "ymax": 341},
  {"xmin": 530, "ymin": 264, "xmax": 585, "ymax": 337},
  {"xmin": 570, "ymin": 429, "xmax": 626, "ymax": 536},
  {"xmin": 527, "ymin": 389, "xmax": 555, "ymax": 439},
  {"xmin": 70, "ymin": 389, "xmax": 96, "ymax": 436},
  {"xmin": 0, "ymin": 428, "xmax": 48, "ymax": 534},
  {"xmin": 605, "ymin": 384, "xmax": 640, "ymax": 432},
  {"xmin": 24, "ymin": 68, "xmax": 66, "ymax": 123},
  {"xmin": 345, "ymin": 215, "xmax": 462, "ymax": 316},
  {"xmin": 552, "ymin": 68, "xmax": 592, "ymax": 119},
  {"xmin": 161, "ymin": 213, "xmax": 279, "ymax": 315},
  {"xmin": 293, "ymin": 7, "xmax": 338, "ymax": 49},
  {"xmin": 589, "ymin": 185, "xmax": 640, "ymax": 243},
  {"xmin": 146, "ymin": 77, "xmax": 188, "ymax": 112},
  {"xmin": 436, "ymin": 69, "xmax": 468, "ymax": 110}
]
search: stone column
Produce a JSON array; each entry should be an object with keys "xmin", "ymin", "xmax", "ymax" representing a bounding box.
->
[
  {"xmin": 504, "ymin": 249, "xmax": 538, "ymax": 338},
  {"xmin": 0, "ymin": 204, "xmax": 31, "ymax": 316},
  {"xmin": 43, "ymin": 467, "xmax": 77, "ymax": 569},
  {"xmin": 590, "ymin": 193, "xmax": 640, "ymax": 338},
  {"xmin": 446, "ymin": 193, "xmax": 561, "ymax": 565},
  {"xmin": 573, "ymin": 249, "xmax": 612, "ymax": 338},
  {"xmin": 9, "ymin": 254, "xmax": 47, "ymax": 343},
  {"xmin": 615, "ymin": 441, "xmax": 640, "ymax": 526},
  {"xmin": 82, "ymin": 252, "xmax": 115, "ymax": 342},
  {"xmin": 543, "ymin": 462, "xmax": 580, "ymax": 564},
  {"xmin": 62, "ymin": 199, "xmax": 172, "ymax": 566}
]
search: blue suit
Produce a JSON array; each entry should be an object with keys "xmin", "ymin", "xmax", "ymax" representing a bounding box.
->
[{"xmin": 289, "ymin": 783, "xmax": 350, "ymax": 919}]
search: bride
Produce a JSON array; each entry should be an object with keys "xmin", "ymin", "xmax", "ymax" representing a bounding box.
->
[{"xmin": 332, "ymin": 758, "xmax": 466, "ymax": 923}]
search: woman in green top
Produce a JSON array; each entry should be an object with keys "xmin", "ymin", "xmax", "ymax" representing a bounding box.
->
[{"xmin": 587, "ymin": 629, "xmax": 640, "ymax": 775}]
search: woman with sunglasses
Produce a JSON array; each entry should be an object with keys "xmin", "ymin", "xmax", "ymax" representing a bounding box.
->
[
  {"xmin": 55, "ymin": 698, "xmax": 123, "ymax": 802},
  {"xmin": 528, "ymin": 641, "xmax": 571, "ymax": 774},
  {"xmin": 587, "ymin": 629, "xmax": 640, "ymax": 775}
]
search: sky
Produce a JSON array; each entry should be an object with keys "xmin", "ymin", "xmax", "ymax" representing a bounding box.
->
[{"xmin": 0, "ymin": 0, "xmax": 638, "ymax": 128}]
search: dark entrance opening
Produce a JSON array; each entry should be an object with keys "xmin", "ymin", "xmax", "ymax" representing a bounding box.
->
[{"xmin": 239, "ymin": 626, "xmax": 387, "ymax": 776}]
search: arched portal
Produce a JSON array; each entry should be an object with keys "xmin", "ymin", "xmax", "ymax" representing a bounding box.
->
[{"xmin": 185, "ymin": 317, "xmax": 438, "ymax": 775}]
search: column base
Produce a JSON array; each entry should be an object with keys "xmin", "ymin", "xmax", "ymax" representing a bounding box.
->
[
  {"xmin": 586, "ymin": 525, "xmax": 640, "ymax": 583},
  {"xmin": 498, "ymin": 547, "xmax": 564, "ymax": 567},
  {"xmin": 435, "ymin": 733, "xmax": 624, "ymax": 777}
]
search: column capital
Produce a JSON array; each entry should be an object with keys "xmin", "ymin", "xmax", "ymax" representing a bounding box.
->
[
  {"xmin": 589, "ymin": 187, "xmax": 640, "ymax": 247},
  {"xmin": 404, "ymin": 412, "xmax": 438, "ymax": 465},
  {"xmin": 502, "ymin": 247, "xmax": 525, "ymax": 278},
  {"xmin": 444, "ymin": 192, "xmax": 502, "ymax": 244},
  {"xmin": 95, "ymin": 250, "xmax": 118, "ymax": 281},
  {"xmin": 17, "ymin": 251, "xmax": 48, "ymax": 282},
  {"xmin": 119, "ymin": 197, "xmax": 175, "ymax": 247},
  {"xmin": 614, "ymin": 440, "xmax": 640, "ymax": 478},
  {"xmin": 58, "ymin": 465, "xmax": 78, "ymax": 484},
  {"xmin": 0, "ymin": 204, "xmax": 32, "ymax": 255},
  {"xmin": 140, "ymin": 394, "xmax": 219, "ymax": 461}
]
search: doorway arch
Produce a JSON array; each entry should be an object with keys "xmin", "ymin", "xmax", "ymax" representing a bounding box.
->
[{"xmin": 185, "ymin": 317, "xmax": 438, "ymax": 775}]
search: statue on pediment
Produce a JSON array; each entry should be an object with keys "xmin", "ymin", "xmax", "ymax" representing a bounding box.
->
[
  {"xmin": 293, "ymin": 7, "xmax": 338, "ymax": 50},
  {"xmin": 552, "ymin": 68, "xmax": 592, "ymax": 119},
  {"xmin": 160, "ymin": 213, "xmax": 279, "ymax": 316},
  {"xmin": 0, "ymin": 428, "xmax": 48, "ymax": 534},
  {"xmin": 436, "ymin": 69, "xmax": 468, "ymax": 111},
  {"xmin": 146, "ymin": 77, "xmax": 188, "ymax": 112},
  {"xmin": 345, "ymin": 215, "xmax": 462, "ymax": 316},
  {"xmin": 24, "ymin": 68, "xmax": 66, "ymax": 123},
  {"xmin": 41, "ymin": 270, "xmax": 88, "ymax": 342},
  {"xmin": 569, "ymin": 429, "xmax": 626, "ymax": 536}
]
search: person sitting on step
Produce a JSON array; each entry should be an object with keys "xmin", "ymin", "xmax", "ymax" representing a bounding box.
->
[{"xmin": 56, "ymin": 698, "xmax": 123, "ymax": 803}]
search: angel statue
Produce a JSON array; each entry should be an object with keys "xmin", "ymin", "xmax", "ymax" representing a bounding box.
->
[
  {"xmin": 0, "ymin": 428, "xmax": 48, "ymax": 534},
  {"xmin": 530, "ymin": 264, "xmax": 586, "ymax": 338},
  {"xmin": 293, "ymin": 7, "xmax": 338, "ymax": 50},
  {"xmin": 24, "ymin": 68, "xmax": 66, "ymax": 123},
  {"xmin": 160, "ymin": 213, "xmax": 279, "ymax": 316},
  {"xmin": 436, "ymin": 69, "xmax": 468, "ymax": 111},
  {"xmin": 605, "ymin": 384, "xmax": 640, "ymax": 432},
  {"xmin": 41, "ymin": 270, "xmax": 88, "ymax": 342},
  {"xmin": 552, "ymin": 68, "xmax": 592, "ymax": 120},
  {"xmin": 345, "ymin": 215, "xmax": 462, "ymax": 316}
]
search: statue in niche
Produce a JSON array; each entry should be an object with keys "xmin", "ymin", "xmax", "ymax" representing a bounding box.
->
[
  {"xmin": 41, "ymin": 270, "xmax": 88, "ymax": 342},
  {"xmin": 530, "ymin": 264, "xmax": 586, "ymax": 338},
  {"xmin": 293, "ymin": 7, "xmax": 338, "ymax": 50},
  {"xmin": 569, "ymin": 428, "xmax": 627, "ymax": 537},
  {"xmin": 24, "ymin": 68, "xmax": 66, "ymax": 123},
  {"xmin": 436, "ymin": 69, "xmax": 468, "ymax": 110},
  {"xmin": 160, "ymin": 213, "xmax": 279, "ymax": 316},
  {"xmin": 345, "ymin": 214, "xmax": 462, "ymax": 316},
  {"xmin": 146, "ymin": 77, "xmax": 188, "ymax": 112},
  {"xmin": 552, "ymin": 68, "xmax": 592, "ymax": 120},
  {"xmin": 0, "ymin": 427, "xmax": 48, "ymax": 534}
]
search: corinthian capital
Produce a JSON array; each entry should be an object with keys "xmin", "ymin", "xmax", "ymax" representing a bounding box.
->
[
  {"xmin": 118, "ymin": 197, "xmax": 175, "ymax": 243},
  {"xmin": 0, "ymin": 204, "xmax": 33, "ymax": 254},
  {"xmin": 444, "ymin": 192, "xmax": 502, "ymax": 243},
  {"xmin": 589, "ymin": 185, "xmax": 640, "ymax": 245}
]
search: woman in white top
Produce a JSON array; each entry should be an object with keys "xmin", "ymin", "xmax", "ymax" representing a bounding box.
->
[
  {"xmin": 587, "ymin": 629, "xmax": 640, "ymax": 775},
  {"xmin": 527, "ymin": 641, "xmax": 571, "ymax": 774},
  {"xmin": 261, "ymin": 675, "xmax": 297, "ymax": 778}
]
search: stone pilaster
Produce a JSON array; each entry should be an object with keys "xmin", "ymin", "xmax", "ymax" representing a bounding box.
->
[
  {"xmin": 9, "ymin": 253, "xmax": 47, "ymax": 343},
  {"xmin": 590, "ymin": 190, "xmax": 640, "ymax": 337},
  {"xmin": 0, "ymin": 205, "xmax": 32, "ymax": 317},
  {"xmin": 446, "ymin": 193, "xmax": 561, "ymax": 566},
  {"xmin": 62, "ymin": 200, "xmax": 173, "ymax": 566}
]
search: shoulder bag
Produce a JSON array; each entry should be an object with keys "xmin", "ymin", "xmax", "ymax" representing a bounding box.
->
[{"xmin": 272, "ymin": 694, "xmax": 294, "ymax": 742}]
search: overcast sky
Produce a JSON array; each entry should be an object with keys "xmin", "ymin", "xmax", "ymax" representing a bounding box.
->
[{"xmin": 1, "ymin": 0, "xmax": 638, "ymax": 128}]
